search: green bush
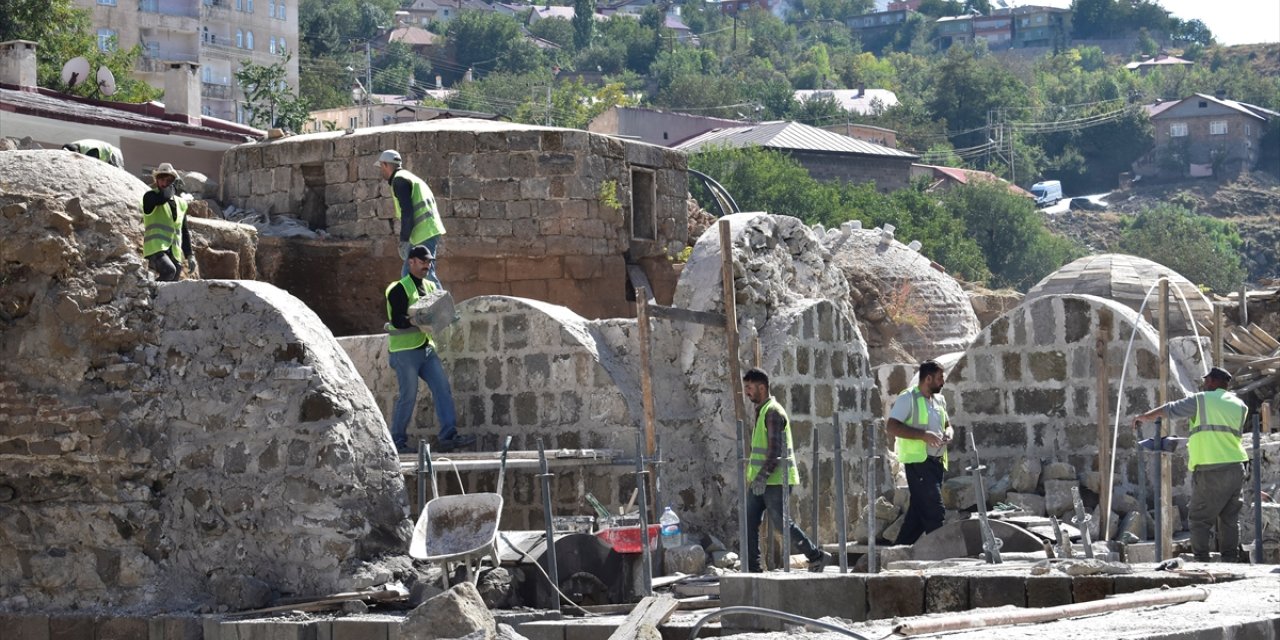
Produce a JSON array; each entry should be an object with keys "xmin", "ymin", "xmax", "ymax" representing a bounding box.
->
[{"xmin": 1119, "ymin": 204, "xmax": 1246, "ymax": 293}]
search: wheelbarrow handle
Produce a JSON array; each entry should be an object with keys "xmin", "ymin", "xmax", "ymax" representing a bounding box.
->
[{"xmin": 496, "ymin": 435, "xmax": 513, "ymax": 496}]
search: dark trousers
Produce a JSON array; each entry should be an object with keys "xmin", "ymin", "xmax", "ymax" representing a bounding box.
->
[
  {"xmin": 1190, "ymin": 463, "xmax": 1244, "ymax": 560},
  {"xmin": 896, "ymin": 457, "xmax": 945, "ymax": 546},
  {"xmin": 148, "ymin": 252, "xmax": 180, "ymax": 282},
  {"xmin": 745, "ymin": 485, "xmax": 821, "ymax": 572}
]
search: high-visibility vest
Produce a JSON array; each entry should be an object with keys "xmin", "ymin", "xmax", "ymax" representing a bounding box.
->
[
  {"xmin": 746, "ymin": 396, "xmax": 800, "ymax": 486},
  {"xmin": 393, "ymin": 169, "xmax": 445, "ymax": 244},
  {"xmin": 384, "ymin": 275, "xmax": 436, "ymax": 352},
  {"xmin": 67, "ymin": 139, "xmax": 123, "ymax": 168},
  {"xmin": 1186, "ymin": 389, "xmax": 1248, "ymax": 471},
  {"xmin": 894, "ymin": 386, "xmax": 949, "ymax": 469},
  {"xmin": 141, "ymin": 191, "xmax": 187, "ymax": 263}
]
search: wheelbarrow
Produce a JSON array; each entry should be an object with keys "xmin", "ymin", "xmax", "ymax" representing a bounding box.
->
[{"xmin": 409, "ymin": 436, "xmax": 512, "ymax": 588}]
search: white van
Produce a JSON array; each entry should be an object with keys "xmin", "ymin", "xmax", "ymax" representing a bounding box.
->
[{"xmin": 1031, "ymin": 180, "xmax": 1063, "ymax": 207}]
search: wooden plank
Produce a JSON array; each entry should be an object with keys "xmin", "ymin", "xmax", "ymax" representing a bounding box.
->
[
  {"xmin": 1247, "ymin": 323, "xmax": 1280, "ymax": 351},
  {"xmin": 606, "ymin": 595, "xmax": 680, "ymax": 640},
  {"xmin": 225, "ymin": 588, "xmax": 406, "ymax": 617},
  {"xmin": 1095, "ymin": 330, "xmax": 1112, "ymax": 540},
  {"xmin": 719, "ymin": 219, "xmax": 747, "ymax": 437},
  {"xmin": 628, "ymin": 265, "xmax": 656, "ymax": 306},
  {"xmin": 1233, "ymin": 329, "xmax": 1271, "ymax": 355},
  {"xmin": 673, "ymin": 582, "xmax": 720, "ymax": 598},
  {"xmin": 1158, "ymin": 279, "xmax": 1173, "ymax": 560},
  {"xmin": 1212, "ymin": 306, "xmax": 1223, "ymax": 367},
  {"xmin": 1263, "ymin": 402, "xmax": 1273, "ymax": 434},
  {"xmin": 677, "ymin": 596, "xmax": 723, "ymax": 610},
  {"xmin": 647, "ymin": 304, "xmax": 725, "ymax": 328}
]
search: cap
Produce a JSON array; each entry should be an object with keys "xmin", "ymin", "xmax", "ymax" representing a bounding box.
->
[
  {"xmin": 377, "ymin": 149, "xmax": 402, "ymax": 166},
  {"xmin": 1204, "ymin": 366, "xmax": 1232, "ymax": 382},
  {"xmin": 152, "ymin": 162, "xmax": 178, "ymax": 179},
  {"xmin": 407, "ymin": 244, "xmax": 435, "ymax": 261}
]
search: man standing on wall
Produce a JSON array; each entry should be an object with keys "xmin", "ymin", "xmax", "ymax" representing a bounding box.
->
[
  {"xmin": 141, "ymin": 163, "xmax": 195, "ymax": 282},
  {"xmin": 886, "ymin": 360, "xmax": 953, "ymax": 546},
  {"xmin": 1132, "ymin": 366, "xmax": 1249, "ymax": 562},
  {"xmin": 385, "ymin": 245, "xmax": 475, "ymax": 455},
  {"xmin": 378, "ymin": 150, "xmax": 445, "ymax": 287},
  {"xmin": 743, "ymin": 367, "xmax": 832, "ymax": 573}
]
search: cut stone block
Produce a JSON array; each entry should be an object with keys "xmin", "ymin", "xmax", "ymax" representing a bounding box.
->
[
  {"xmin": 970, "ymin": 575, "xmax": 1027, "ymax": 609},
  {"xmin": 1010, "ymin": 457, "xmax": 1041, "ymax": 493},
  {"xmin": 1005, "ymin": 492, "xmax": 1046, "ymax": 516},
  {"xmin": 1071, "ymin": 576, "xmax": 1114, "ymax": 603},
  {"xmin": 925, "ymin": 574, "xmax": 970, "ymax": 613},
  {"xmin": 1042, "ymin": 462, "xmax": 1077, "ymax": 481},
  {"xmin": 866, "ymin": 574, "xmax": 925, "ymax": 620},
  {"xmin": 942, "ymin": 476, "xmax": 977, "ymax": 510},
  {"xmin": 1044, "ymin": 479, "xmax": 1079, "ymax": 516},
  {"xmin": 1026, "ymin": 575, "xmax": 1073, "ymax": 608}
]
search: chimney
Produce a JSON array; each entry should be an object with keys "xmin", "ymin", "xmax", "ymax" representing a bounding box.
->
[
  {"xmin": 857, "ymin": 82, "xmax": 866, "ymax": 98},
  {"xmin": 163, "ymin": 61, "xmax": 202, "ymax": 125},
  {"xmin": 0, "ymin": 40, "xmax": 38, "ymax": 91},
  {"xmin": 1214, "ymin": 89, "xmax": 1227, "ymax": 100}
]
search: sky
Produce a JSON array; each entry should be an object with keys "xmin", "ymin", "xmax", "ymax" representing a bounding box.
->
[{"xmin": 1037, "ymin": 0, "xmax": 1280, "ymax": 46}]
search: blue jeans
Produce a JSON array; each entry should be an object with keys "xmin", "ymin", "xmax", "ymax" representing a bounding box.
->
[
  {"xmin": 389, "ymin": 346, "xmax": 457, "ymax": 448},
  {"xmin": 745, "ymin": 485, "xmax": 821, "ymax": 572},
  {"xmin": 401, "ymin": 235, "xmax": 442, "ymax": 290}
]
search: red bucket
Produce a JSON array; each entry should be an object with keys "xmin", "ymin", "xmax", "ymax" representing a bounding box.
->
[{"xmin": 595, "ymin": 524, "xmax": 661, "ymax": 553}]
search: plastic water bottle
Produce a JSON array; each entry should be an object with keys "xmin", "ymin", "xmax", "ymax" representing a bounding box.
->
[{"xmin": 660, "ymin": 506, "xmax": 683, "ymax": 548}]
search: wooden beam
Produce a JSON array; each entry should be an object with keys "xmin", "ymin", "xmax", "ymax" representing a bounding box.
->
[
  {"xmin": 1247, "ymin": 324, "xmax": 1280, "ymax": 351},
  {"xmin": 647, "ymin": 304, "xmax": 725, "ymax": 328},
  {"xmin": 1158, "ymin": 278, "xmax": 1173, "ymax": 559},
  {"xmin": 1213, "ymin": 304, "xmax": 1223, "ymax": 368},
  {"xmin": 606, "ymin": 596, "xmax": 680, "ymax": 640},
  {"xmin": 628, "ymin": 265, "xmax": 656, "ymax": 306},
  {"xmin": 1263, "ymin": 402, "xmax": 1273, "ymax": 434},
  {"xmin": 720, "ymin": 219, "xmax": 746, "ymax": 433}
]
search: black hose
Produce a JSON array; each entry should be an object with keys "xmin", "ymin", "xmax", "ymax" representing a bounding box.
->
[{"xmin": 687, "ymin": 605, "xmax": 877, "ymax": 640}]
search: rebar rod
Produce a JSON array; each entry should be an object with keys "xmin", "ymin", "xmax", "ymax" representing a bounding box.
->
[
  {"xmin": 833, "ymin": 414, "xmax": 848, "ymax": 573},
  {"xmin": 537, "ymin": 438, "xmax": 560, "ymax": 611}
]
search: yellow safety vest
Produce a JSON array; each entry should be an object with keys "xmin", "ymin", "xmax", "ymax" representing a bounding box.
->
[
  {"xmin": 393, "ymin": 170, "xmax": 445, "ymax": 244},
  {"xmin": 141, "ymin": 192, "xmax": 187, "ymax": 263},
  {"xmin": 894, "ymin": 386, "xmax": 949, "ymax": 469},
  {"xmin": 746, "ymin": 396, "xmax": 800, "ymax": 486},
  {"xmin": 1187, "ymin": 389, "xmax": 1248, "ymax": 471},
  {"xmin": 69, "ymin": 139, "xmax": 123, "ymax": 168},
  {"xmin": 384, "ymin": 275, "xmax": 436, "ymax": 352}
]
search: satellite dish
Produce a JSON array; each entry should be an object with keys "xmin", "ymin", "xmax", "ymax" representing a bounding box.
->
[
  {"xmin": 97, "ymin": 67, "xmax": 117, "ymax": 96},
  {"xmin": 61, "ymin": 57, "xmax": 91, "ymax": 88}
]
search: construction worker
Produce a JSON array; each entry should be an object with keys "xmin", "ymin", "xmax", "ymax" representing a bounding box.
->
[
  {"xmin": 743, "ymin": 367, "xmax": 832, "ymax": 572},
  {"xmin": 1132, "ymin": 366, "xmax": 1249, "ymax": 562},
  {"xmin": 377, "ymin": 150, "xmax": 444, "ymax": 287},
  {"xmin": 886, "ymin": 360, "xmax": 954, "ymax": 546},
  {"xmin": 384, "ymin": 244, "xmax": 475, "ymax": 455},
  {"xmin": 63, "ymin": 139, "xmax": 123, "ymax": 168},
  {"xmin": 141, "ymin": 163, "xmax": 194, "ymax": 282}
]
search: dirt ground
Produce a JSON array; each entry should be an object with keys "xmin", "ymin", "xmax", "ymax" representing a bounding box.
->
[{"xmin": 1043, "ymin": 171, "xmax": 1280, "ymax": 284}]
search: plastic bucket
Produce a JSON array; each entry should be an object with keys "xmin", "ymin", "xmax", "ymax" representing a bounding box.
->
[{"xmin": 595, "ymin": 524, "xmax": 661, "ymax": 553}]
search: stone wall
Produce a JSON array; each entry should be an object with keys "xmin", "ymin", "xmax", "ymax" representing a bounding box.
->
[
  {"xmin": 943, "ymin": 294, "xmax": 1194, "ymax": 510},
  {"xmin": 0, "ymin": 152, "xmax": 407, "ymax": 613},
  {"xmin": 788, "ymin": 151, "xmax": 914, "ymax": 192},
  {"xmin": 221, "ymin": 119, "xmax": 689, "ymax": 323}
]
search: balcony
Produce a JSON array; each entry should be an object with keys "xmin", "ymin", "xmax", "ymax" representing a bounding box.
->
[
  {"xmin": 138, "ymin": 8, "xmax": 199, "ymax": 32},
  {"xmin": 137, "ymin": 53, "xmax": 199, "ymax": 73},
  {"xmin": 202, "ymin": 82, "xmax": 233, "ymax": 100}
]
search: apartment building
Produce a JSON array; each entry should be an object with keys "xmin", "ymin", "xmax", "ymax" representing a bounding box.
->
[{"xmin": 74, "ymin": 0, "xmax": 298, "ymax": 123}]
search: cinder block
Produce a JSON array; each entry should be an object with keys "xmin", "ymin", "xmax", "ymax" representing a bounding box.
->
[
  {"xmin": 331, "ymin": 618, "xmax": 391, "ymax": 640},
  {"xmin": 1026, "ymin": 575, "xmax": 1073, "ymax": 608},
  {"xmin": 4, "ymin": 613, "xmax": 50, "ymax": 640},
  {"xmin": 97, "ymin": 616, "xmax": 150, "ymax": 640},
  {"xmin": 49, "ymin": 615, "xmax": 96, "ymax": 640},
  {"xmin": 1072, "ymin": 576, "xmax": 1114, "ymax": 603},
  {"xmin": 1112, "ymin": 574, "xmax": 1196, "ymax": 594},
  {"xmin": 970, "ymin": 575, "xmax": 1027, "ymax": 609},
  {"xmin": 925, "ymin": 574, "xmax": 970, "ymax": 613},
  {"xmin": 148, "ymin": 615, "xmax": 204, "ymax": 640},
  {"xmin": 866, "ymin": 574, "xmax": 925, "ymax": 620},
  {"xmin": 514, "ymin": 621, "xmax": 566, "ymax": 640}
]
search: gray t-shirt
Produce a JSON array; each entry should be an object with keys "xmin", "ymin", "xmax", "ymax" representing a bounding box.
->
[
  {"xmin": 1162, "ymin": 395, "xmax": 1199, "ymax": 420},
  {"xmin": 889, "ymin": 389, "xmax": 949, "ymax": 457}
]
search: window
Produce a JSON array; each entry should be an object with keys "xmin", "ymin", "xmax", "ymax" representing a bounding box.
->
[
  {"xmin": 1210, "ymin": 120, "xmax": 1228, "ymax": 135},
  {"xmin": 235, "ymin": 0, "xmax": 241, "ymax": 9},
  {"xmin": 1198, "ymin": 101, "xmax": 1208, "ymax": 108},
  {"xmin": 1170, "ymin": 122, "xmax": 1188, "ymax": 137},
  {"xmin": 630, "ymin": 168, "xmax": 656, "ymax": 241},
  {"xmin": 246, "ymin": 31, "xmax": 254, "ymax": 49},
  {"xmin": 269, "ymin": 37, "xmax": 276, "ymax": 54},
  {"xmin": 277, "ymin": 1, "xmax": 285, "ymax": 19},
  {"xmin": 278, "ymin": 38, "xmax": 286, "ymax": 54},
  {"xmin": 98, "ymin": 0, "xmax": 116, "ymax": 5},
  {"xmin": 236, "ymin": 29, "xmax": 243, "ymax": 48},
  {"xmin": 97, "ymin": 28, "xmax": 116, "ymax": 52},
  {"xmin": 349, "ymin": 116, "xmax": 359, "ymax": 129},
  {"xmin": 268, "ymin": 0, "xmax": 274, "ymax": 17},
  {"xmin": 246, "ymin": 0, "xmax": 253, "ymax": 11}
]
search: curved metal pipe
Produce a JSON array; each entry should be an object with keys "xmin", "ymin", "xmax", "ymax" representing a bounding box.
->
[
  {"xmin": 687, "ymin": 606, "xmax": 876, "ymax": 640},
  {"xmin": 687, "ymin": 168, "xmax": 742, "ymax": 217}
]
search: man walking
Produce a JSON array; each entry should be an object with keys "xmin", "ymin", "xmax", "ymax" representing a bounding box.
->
[
  {"xmin": 141, "ymin": 163, "xmax": 194, "ymax": 281},
  {"xmin": 378, "ymin": 150, "xmax": 444, "ymax": 287},
  {"xmin": 1132, "ymin": 366, "xmax": 1249, "ymax": 562},
  {"xmin": 385, "ymin": 245, "xmax": 475, "ymax": 455},
  {"xmin": 886, "ymin": 360, "xmax": 953, "ymax": 545},
  {"xmin": 743, "ymin": 367, "xmax": 831, "ymax": 572}
]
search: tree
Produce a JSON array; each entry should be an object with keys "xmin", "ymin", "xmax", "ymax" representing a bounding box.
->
[
  {"xmin": 573, "ymin": 0, "xmax": 596, "ymax": 50},
  {"xmin": 235, "ymin": 56, "xmax": 311, "ymax": 132},
  {"xmin": 530, "ymin": 17, "xmax": 576, "ymax": 50},
  {"xmin": 448, "ymin": 11, "xmax": 546, "ymax": 75},
  {"xmin": 1119, "ymin": 205, "xmax": 1246, "ymax": 294}
]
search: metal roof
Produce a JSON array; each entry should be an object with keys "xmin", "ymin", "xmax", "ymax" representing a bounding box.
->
[{"xmin": 673, "ymin": 120, "xmax": 918, "ymax": 158}]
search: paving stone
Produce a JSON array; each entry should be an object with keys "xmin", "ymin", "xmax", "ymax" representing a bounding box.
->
[
  {"xmin": 1025, "ymin": 575, "xmax": 1073, "ymax": 607},
  {"xmin": 1072, "ymin": 575, "xmax": 1114, "ymax": 603},
  {"xmin": 3, "ymin": 613, "xmax": 49, "ymax": 640},
  {"xmin": 331, "ymin": 618, "xmax": 394, "ymax": 640},
  {"xmin": 925, "ymin": 574, "xmax": 970, "ymax": 613},
  {"xmin": 96, "ymin": 617, "xmax": 149, "ymax": 640},
  {"xmin": 866, "ymin": 574, "xmax": 925, "ymax": 620},
  {"xmin": 148, "ymin": 615, "xmax": 205, "ymax": 640},
  {"xmin": 49, "ymin": 615, "xmax": 97, "ymax": 640},
  {"xmin": 970, "ymin": 575, "xmax": 1027, "ymax": 609}
]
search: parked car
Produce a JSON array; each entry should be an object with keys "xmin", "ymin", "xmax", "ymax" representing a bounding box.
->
[
  {"xmin": 1031, "ymin": 180, "xmax": 1063, "ymax": 206},
  {"xmin": 1069, "ymin": 196, "xmax": 1107, "ymax": 211}
]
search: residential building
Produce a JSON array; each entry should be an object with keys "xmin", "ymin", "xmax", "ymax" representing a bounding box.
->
[
  {"xmin": 587, "ymin": 106, "xmax": 742, "ymax": 147},
  {"xmin": 705, "ymin": 0, "xmax": 774, "ymax": 16},
  {"xmin": 1007, "ymin": 5, "xmax": 1068, "ymax": 49},
  {"xmin": 910, "ymin": 163, "xmax": 1032, "ymax": 198},
  {"xmin": 794, "ymin": 86, "xmax": 900, "ymax": 116},
  {"xmin": 674, "ymin": 120, "xmax": 920, "ymax": 192},
  {"xmin": 1, "ymin": 40, "xmax": 262, "ymax": 177},
  {"xmin": 72, "ymin": 0, "xmax": 298, "ymax": 124},
  {"xmin": 1136, "ymin": 93, "xmax": 1277, "ymax": 179},
  {"xmin": 973, "ymin": 13, "xmax": 1012, "ymax": 48},
  {"xmin": 846, "ymin": 9, "xmax": 908, "ymax": 31},
  {"xmin": 402, "ymin": 0, "xmax": 495, "ymax": 27},
  {"xmin": 886, "ymin": 0, "xmax": 921, "ymax": 11},
  {"xmin": 1124, "ymin": 53, "xmax": 1193, "ymax": 75},
  {"xmin": 820, "ymin": 122, "xmax": 898, "ymax": 148},
  {"xmin": 934, "ymin": 14, "xmax": 974, "ymax": 48}
]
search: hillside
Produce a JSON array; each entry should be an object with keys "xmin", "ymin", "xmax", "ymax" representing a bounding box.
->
[
  {"xmin": 1043, "ymin": 171, "xmax": 1280, "ymax": 285},
  {"xmin": 1215, "ymin": 43, "xmax": 1280, "ymax": 78}
]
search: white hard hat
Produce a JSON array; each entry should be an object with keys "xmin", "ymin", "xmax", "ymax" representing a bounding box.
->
[{"xmin": 377, "ymin": 149, "xmax": 402, "ymax": 166}]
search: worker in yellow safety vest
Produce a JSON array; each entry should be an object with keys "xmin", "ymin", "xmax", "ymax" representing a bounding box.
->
[
  {"xmin": 63, "ymin": 139, "xmax": 123, "ymax": 168},
  {"xmin": 886, "ymin": 360, "xmax": 954, "ymax": 545},
  {"xmin": 377, "ymin": 149, "xmax": 445, "ymax": 286},
  {"xmin": 141, "ymin": 163, "xmax": 193, "ymax": 281},
  {"xmin": 1133, "ymin": 366, "xmax": 1249, "ymax": 562},
  {"xmin": 742, "ymin": 367, "xmax": 832, "ymax": 573}
]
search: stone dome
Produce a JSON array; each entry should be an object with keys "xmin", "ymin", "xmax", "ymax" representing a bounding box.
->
[
  {"xmin": 1024, "ymin": 254, "xmax": 1212, "ymax": 336},
  {"xmin": 818, "ymin": 223, "xmax": 981, "ymax": 364}
]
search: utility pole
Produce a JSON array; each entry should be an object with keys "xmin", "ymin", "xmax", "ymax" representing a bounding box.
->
[
  {"xmin": 546, "ymin": 84, "xmax": 552, "ymax": 126},
  {"xmin": 732, "ymin": 14, "xmax": 737, "ymax": 51},
  {"xmin": 365, "ymin": 42, "xmax": 373, "ymax": 128}
]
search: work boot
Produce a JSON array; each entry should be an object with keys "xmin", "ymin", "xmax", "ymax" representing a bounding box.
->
[
  {"xmin": 807, "ymin": 551, "xmax": 833, "ymax": 573},
  {"xmin": 436, "ymin": 433, "xmax": 477, "ymax": 453},
  {"xmin": 395, "ymin": 443, "xmax": 418, "ymax": 455}
]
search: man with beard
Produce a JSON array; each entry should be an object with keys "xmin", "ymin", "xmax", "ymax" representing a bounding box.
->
[{"xmin": 886, "ymin": 360, "xmax": 953, "ymax": 545}]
